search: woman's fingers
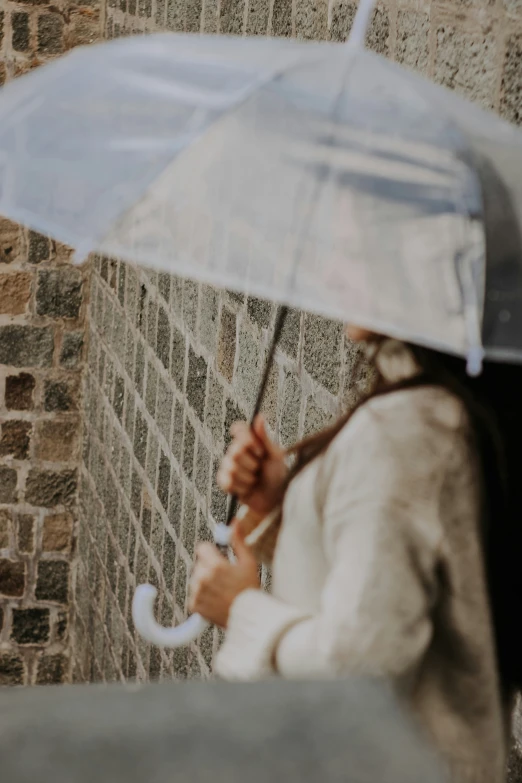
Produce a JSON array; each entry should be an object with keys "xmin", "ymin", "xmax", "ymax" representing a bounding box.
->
[
  {"xmin": 217, "ymin": 450, "xmax": 260, "ymax": 496},
  {"xmin": 227, "ymin": 440, "xmax": 260, "ymax": 472},
  {"xmin": 229, "ymin": 421, "xmax": 265, "ymax": 458}
]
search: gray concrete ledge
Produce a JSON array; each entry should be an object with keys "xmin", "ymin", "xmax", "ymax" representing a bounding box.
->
[{"xmin": 0, "ymin": 678, "xmax": 446, "ymax": 783}]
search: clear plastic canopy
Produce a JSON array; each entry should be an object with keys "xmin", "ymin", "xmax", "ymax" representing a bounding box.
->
[{"xmin": 1, "ymin": 33, "xmax": 522, "ymax": 366}]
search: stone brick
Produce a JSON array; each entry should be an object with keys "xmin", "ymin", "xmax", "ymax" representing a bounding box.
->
[
  {"xmin": 185, "ymin": 0, "xmax": 202, "ymax": 31},
  {"xmin": 166, "ymin": 0, "xmax": 184, "ymax": 31},
  {"xmin": 0, "ymin": 510, "xmax": 10, "ymax": 548},
  {"xmin": 182, "ymin": 280, "xmax": 198, "ymax": 334},
  {"xmin": 0, "ymin": 467, "xmax": 17, "ymax": 503},
  {"xmin": 0, "ymin": 11, "xmax": 3, "ymax": 49},
  {"xmin": 36, "ymin": 654, "xmax": 67, "ymax": 684},
  {"xmin": 199, "ymin": 285, "xmax": 219, "ymax": 354},
  {"xmin": 220, "ymin": 0, "xmax": 243, "ymax": 34},
  {"xmin": 236, "ymin": 328, "xmax": 262, "ymax": 410},
  {"xmin": 0, "ymin": 272, "xmax": 32, "ymax": 315},
  {"xmin": 296, "ymin": 0, "xmax": 327, "ymax": 40},
  {"xmin": 0, "ymin": 219, "xmax": 21, "ymax": 265},
  {"xmin": 5, "ymin": 373, "xmax": 35, "ymax": 411},
  {"xmin": 504, "ymin": 0, "xmax": 522, "ymax": 13},
  {"xmin": 396, "ymin": 10, "xmax": 430, "ymax": 74},
  {"xmin": 42, "ymin": 512, "xmax": 73, "ymax": 552},
  {"xmin": 246, "ymin": 0, "xmax": 269, "ymax": 34},
  {"xmin": 133, "ymin": 410, "xmax": 148, "ymax": 468},
  {"xmin": 156, "ymin": 376, "xmax": 173, "ymax": 440},
  {"xmin": 501, "ymin": 34, "xmax": 522, "ymax": 124},
  {"xmin": 366, "ymin": 5, "xmax": 389, "ymax": 56},
  {"xmin": 329, "ymin": 0, "xmax": 355, "ymax": 40},
  {"xmin": 278, "ymin": 307, "xmax": 300, "ymax": 359},
  {"xmin": 247, "ymin": 297, "xmax": 271, "ymax": 329},
  {"xmin": 145, "ymin": 362, "xmax": 158, "ymax": 417},
  {"xmin": 12, "ymin": 12, "xmax": 29, "ymax": 52},
  {"xmin": 0, "ymin": 606, "xmax": 3, "ymax": 632},
  {"xmin": 303, "ymin": 315, "xmax": 342, "ymax": 394},
  {"xmin": 183, "ymin": 418, "xmax": 196, "ymax": 480},
  {"xmin": 197, "ymin": 509, "xmax": 213, "ymax": 544},
  {"xmin": 38, "ymin": 13, "xmax": 65, "ymax": 54},
  {"xmin": 0, "ymin": 559, "xmax": 25, "ymax": 596},
  {"xmin": 171, "ymin": 325, "xmax": 186, "ymax": 391},
  {"xmin": 218, "ymin": 308, "xmax": 236, "ymax": 383},
  {"xmin": 182, "ymin": 489, "xmax": 196, "ymax": 557},
  {"xmin": 162, "ymin": 529, "xmax": 176, "ymax": 588},
  {"xmin": 37, "ymin": 267, "xmax": 83, "ymax": 319},
  {"xmin": 36, "ymin": 560, "xmax": 69, "ymax": 603},
  {"xmin": 0, "ymin": 654, "xmax": 24, "ymax": 686},
  {"xmin": 17, "ymin": 514, "xmax": 35, "ymax": 554},
  {"xmin": 0, "ymin": 420, "xmax": 31, "ymax": 459},
  {"xmin": 134, "ymin": 341, "xmax": 145, "ymax": 396},
  {"xmin": 25, "ymin": 468, "xmax": 77, "ymax": 507},
  {"xmin": 279, "ymin": 372, "xmax": 301, "ymax": 447},
  {"xmin": 174, "ymin": 555, "xmax": 187, "ymax": 611},
  {"xmin": 12, "ymin": 608, "xmax": 50, "ymax": 645},
  {"xmin": 205, "ymin": 371, "xmax": 224, "ymax": 443},
  {"xmin": 224, "ymin": 398, "xmax": 244, "ymax": 449},
  {"xmin": 60, "ymin": 332, "xmax": 84, "ymax": 369},
  {"xmin": 272, "ymin": 0, "xmax": 292, "ymax": 36},
  {"xmin": 157, "ymin": 452, "xmax": 171, "ymax": 511},
  {"xmin": 158, "ymin": 272, "xmax": 170, "ymax": 302},
  {"xmin": 146, "ymin": 434, "xmax": 159, "ymax": 490},
  {"xmin": 156, "ymin": 307, "xmax": 171, "ymax": 370},
  {"xmin": 304, "ymin": 398, "xmax": 331, "ymax": 436},
  {"xmin": 36, "ymin": 418, "xmax": 79, "ymax": 462},
  {"xmin": 44, "ymin": 379, "xmax": 78, "ymax": 412},
  {"xmin": 28, "ymin": 232, "xmax": 51, "ymax": 265},
  {"xmin": 195, "ymin": 439, "xmax": 210, "ymax": 498},
  {"xmin": 147, "ymin": 299, "xmax": 157, "ymax": 348},
  {"xmin": 0, "ymin": 326, "xmax": 54, "ymax": 368},
  {"xmin": 56, "ymin": 611, "xmax": 68, "ymax": 642},
  {"xmin": 187, "ymin": 347, "xmax": 207, "ymax": 421},
  {"xmin": 113, "ymin": 374, "xmax": 125, "ymax": 422},
  {"xmin": 435, "ymin": 24, "xmax": 497, "ymax": 109},
  {"xmin": 68, "ymin": 12, "xmax": 100, "ymax": 48},
  {"xmin": 169, "ymin": 469, "xmax": 183, "ymax": 536}
]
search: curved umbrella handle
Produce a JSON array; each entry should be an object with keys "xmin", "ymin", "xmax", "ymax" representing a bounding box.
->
[
  {"xmin": 133, "ymin": 309, "xmax": 289, "ymax": 649},
  {"xmin": 132, "ymin": 524, "xmax": 232, "ymax": 648}
]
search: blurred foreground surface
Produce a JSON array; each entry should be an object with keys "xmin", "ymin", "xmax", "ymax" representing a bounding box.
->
[{"xmin": 0, "ymin": 678, "xmax": 446, "ymax": 783}]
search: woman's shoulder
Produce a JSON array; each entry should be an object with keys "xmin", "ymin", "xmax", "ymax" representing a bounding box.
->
[{"xmin": 330, "ymin": 384, "xmax": 469, "ymax": 461}]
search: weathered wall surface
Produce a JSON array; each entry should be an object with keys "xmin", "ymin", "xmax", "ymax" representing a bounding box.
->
[
  {"xmin": 0, "ymin": 0, "xmax": 100, "ymax": 685},
  {"xmin": 70, "ymin": 0, "xmax": 522, "ymax": 688}
]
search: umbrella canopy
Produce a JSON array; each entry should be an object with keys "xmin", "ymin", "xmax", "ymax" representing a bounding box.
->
[{"xmin": 0, "ymin": 21, "xmax": 522, "ymax": 372}]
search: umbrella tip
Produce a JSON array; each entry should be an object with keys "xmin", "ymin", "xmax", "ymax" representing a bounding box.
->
[{"xmin": 466, "ymin": 345, "xmax": 485, "ymax": 377}]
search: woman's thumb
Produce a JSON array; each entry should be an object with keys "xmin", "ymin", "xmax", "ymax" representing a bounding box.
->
[{"xmin": 253, "ymin": 415, "xmax": 281, "ymax": 457}]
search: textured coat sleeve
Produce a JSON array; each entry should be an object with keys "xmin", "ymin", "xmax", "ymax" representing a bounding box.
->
[{"xmin": 215, "ymin": 397, "xmax": 452, "ymax": 683}]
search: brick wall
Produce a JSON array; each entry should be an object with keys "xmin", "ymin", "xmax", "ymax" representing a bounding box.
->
[
  {"xmin": 70, "ymin": 0, "xmax": 522, "ymax": 688},
  {"xmin": 0, "ymin": 0, "xmax": 101, "ymax": 685}
]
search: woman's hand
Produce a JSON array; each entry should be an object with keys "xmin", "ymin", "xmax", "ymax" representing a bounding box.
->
[
  {"xmin": 217, "ymin": 415, "xmax": 287, "ymax": 517},
  {"xmin": 189, "ymin": 523, "xmax": 260, "ymax": 628}
]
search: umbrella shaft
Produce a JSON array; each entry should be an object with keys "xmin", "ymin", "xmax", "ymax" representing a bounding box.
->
[{"xmin": 223, "ymin": 305, "xmax": 289, "ymax": 533}]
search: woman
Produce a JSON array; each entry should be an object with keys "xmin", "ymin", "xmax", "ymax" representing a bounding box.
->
[{"xmin": 189, "ymin": 326, "xmax": 522, "ymax": 783}]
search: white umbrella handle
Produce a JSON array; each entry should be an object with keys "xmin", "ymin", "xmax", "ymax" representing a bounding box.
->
[{"xmin": 132, "ymin": 524, "xmax": 232, "ymax": 648}]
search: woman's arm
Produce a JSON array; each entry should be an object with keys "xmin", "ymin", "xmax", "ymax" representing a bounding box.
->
[{"xmin": 215, "ymin": 401, "xmax": 450, "ymax": 683}]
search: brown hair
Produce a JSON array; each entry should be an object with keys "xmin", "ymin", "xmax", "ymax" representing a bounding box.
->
[{"xmin": 280, "ymin": 340, "xmax": 522, "ymax": 694}]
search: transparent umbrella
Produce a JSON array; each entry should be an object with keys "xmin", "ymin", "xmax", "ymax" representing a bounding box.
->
[{"xmin": 1, "ymin": 0, "xmax": 522, "ymax": 647}]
